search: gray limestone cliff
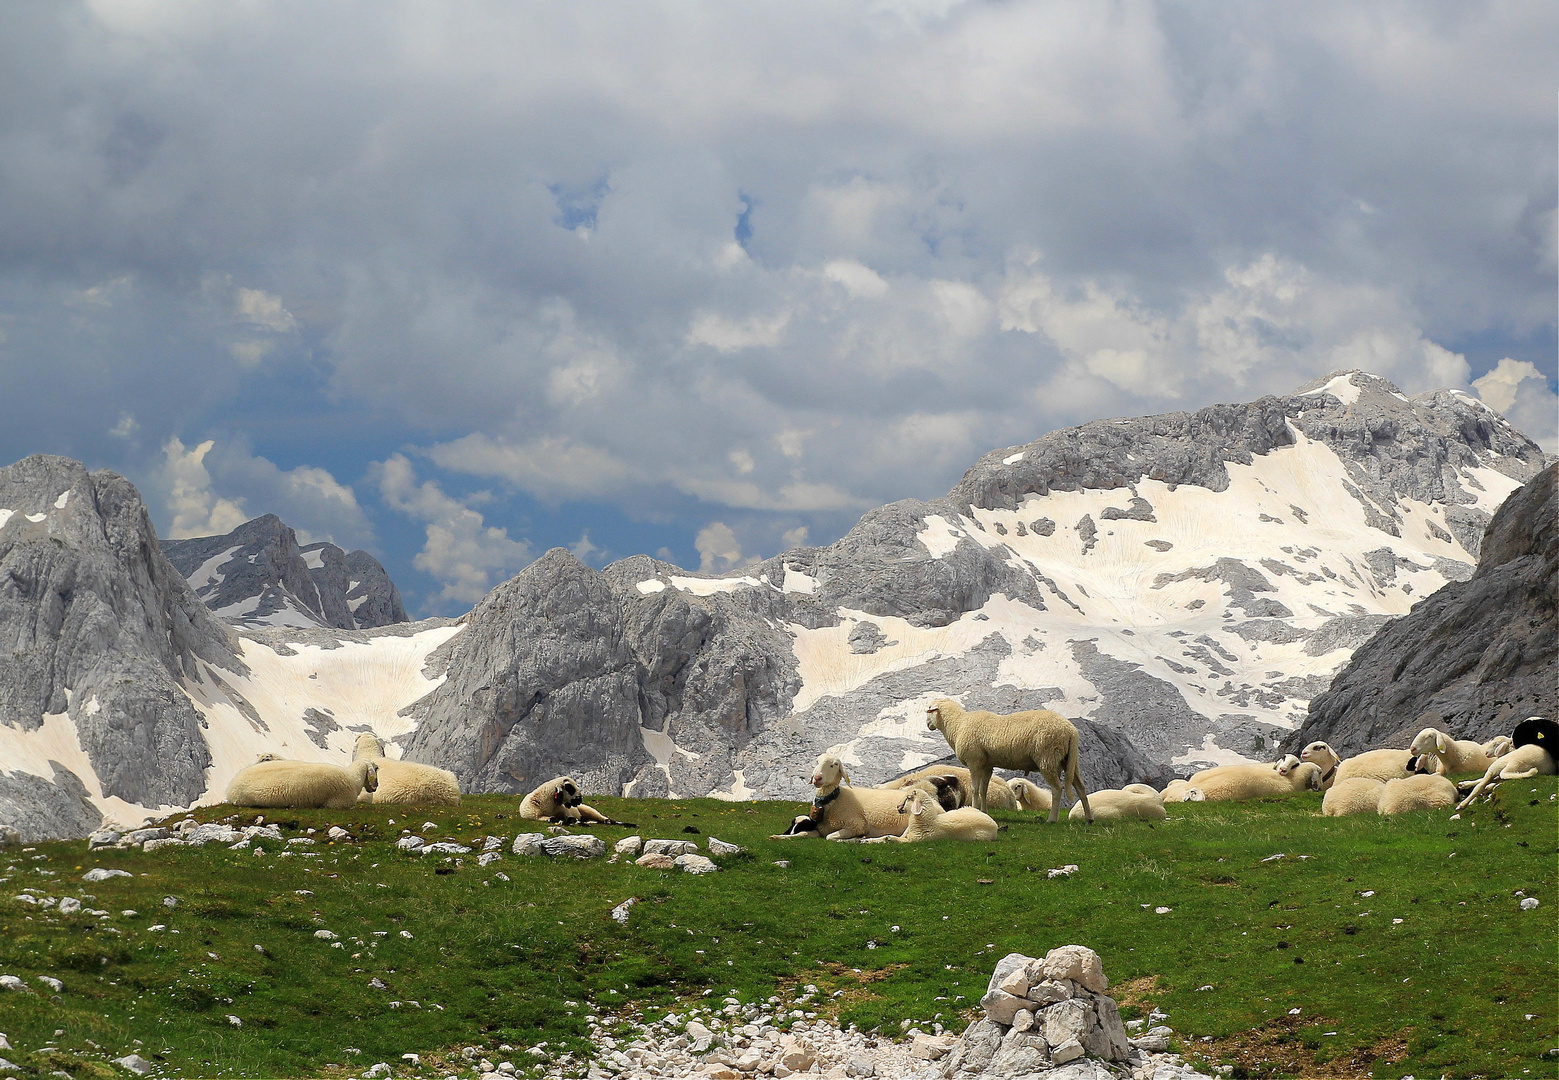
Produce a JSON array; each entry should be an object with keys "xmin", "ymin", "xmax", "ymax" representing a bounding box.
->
[
  {"xmin": 0, "ymin": 455, "xmax": 244, "ymax": 840},
  {"xmin": 1287, "ymin": 462, "xmax": 1557, "ymax": 756},
  {"xmin": 162, "ymin": 514, "xmax": 407, "ymax": 630}
]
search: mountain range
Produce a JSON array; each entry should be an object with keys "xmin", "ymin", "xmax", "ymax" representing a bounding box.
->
[{"xmin": 0, "ymin": 369, "xmax": 1550, "ymax": 840}]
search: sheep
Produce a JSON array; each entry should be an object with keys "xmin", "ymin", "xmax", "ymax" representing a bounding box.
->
[
  {"xmin": 1271, "ymin": 754, "xmax": 1302, "ymax": 776},
  {"xmin": 350, "ymin": 734, "xmax": 462, "ymax": 807},
  {"xmin": 1454, "ymin": 719, "xmax": 1559, "ymax": 809},
  {"xmin": 1378, "ymin": 773, "xmax": 1459, "ymax": 815},
  {"xmin": 1007, "ymin": 777, "xmax": 1054, "ymax": 815},
  {"xmin": 769, "ymin": 753, "xmax": 910, "ymax": 841},
  {"xmin": 882, "ymin": 786, "xmax": 998, "ymax": 842},
  {"xmin": 225, "ymin": 759, "xmax": 377, "ymax": 810},
  {"xmin": 519, "ymin": 776, "xmax": 634, "ymax": 826},
  {"xmin": 1067, "ymin": 785, "xmax": 1166, "ymax": 822},
  {"xmin": 878, "ymin": 765, "xmax": 1020, "ymax": 812},
  {"xmin": 1482, "ymin": 735, "xmax": 1514, "ymax": 759},
  {"xmin": 1159, "ymin": 778, "xmax": 1205, "ymax": 803},
  {"xmin": 925, "ymin": 698, "xmax": 1092, "ymax": 823},
  {"xmin": 1321, "ymin": 777, "xmax": 1386, "ymax": 817},
  {"xmin": 1407, "ymin": 728, "xmax": 1497, "ymax": 778},
  {"xmin": 1187, "ymin": 761, "xmax": 1322, "ymax": 802},
  {"xmin": 1299, "ymin": 742, "xmax": 1413, "ymax": 788}
]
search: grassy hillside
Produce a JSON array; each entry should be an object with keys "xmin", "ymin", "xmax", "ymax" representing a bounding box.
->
[{"xmin": 0, "ymin": 779, "xmax": 1553, "ymax": 1080}]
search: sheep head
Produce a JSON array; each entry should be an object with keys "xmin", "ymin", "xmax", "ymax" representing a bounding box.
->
[
  {"xmin": 811, "ymin": 754, "xmax": 848, "ymax": 789},
  {"xmin": 897, "ymin": 788, "xmax": 934, "ymax": 817},
  {"xmin": 1409, "ymin": 728, "xmax": 1443, "ymax": 756},
  {"xmin": 1290, "ymin": 761, "xmax": 1323, "ymax": 791},
  {"xmin": 552, "ymin": 778, "xmax": 584, "ymax": 808},
  {"xmin": 1300, "ymin": 742, "xmax": 1339, "ymax": 770},
  {"xmin": 1272, "ymin": 754, "xmax": 1300, "ymax": 775},
  {"xmin": 925, "ymin": 698, "xmax": 960, "ymax": 732}
]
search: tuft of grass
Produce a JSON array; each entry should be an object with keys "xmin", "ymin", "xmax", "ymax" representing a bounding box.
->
[{"xmin": 0, "ymin": 780, "xmax": 1551, "ymax": 1079}]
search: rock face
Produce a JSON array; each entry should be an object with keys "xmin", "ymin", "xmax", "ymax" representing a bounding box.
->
[
  {"xmin": 162, "ymin": 514, "xmax": 407, "ymax": 630},
  {"xmin": 1289, "ymin": 462, "xmax": 1557, "ymax": 756},
  {"xmin": 406, "ymin": 370, "xmax": 1544, "ymax": 801},
  {"xmin": 0, "ymin": 455, "xmax": 244, "ymax": 839}
]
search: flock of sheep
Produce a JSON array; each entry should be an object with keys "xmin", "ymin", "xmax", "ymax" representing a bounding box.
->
[{"xmin": 219, "ymin": 704, "xmax": 1558, "ymax": 843}]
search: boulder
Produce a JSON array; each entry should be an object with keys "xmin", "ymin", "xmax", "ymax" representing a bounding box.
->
[{"xmin": 1042, "ymin": 945, "xmax": 1108, "ymax": 992}]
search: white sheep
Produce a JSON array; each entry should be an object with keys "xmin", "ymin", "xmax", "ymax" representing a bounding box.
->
[
  {"xmin": 1006, "ymin": 776, "xmax": 1054, "ymax": 815},
  {"xmin": 1454, "ymin": 743, "xmax": 1558, "ymax": 810},
  {"xmin": 1299, "ymin": 742, "xmax": 1413, "ymax": 788},
  {"xmin": 1321, "ymin": 777, "xmax": 1386, "ymax": 817},
  {"xmin": 225, "ymin": 759, "xmax": 377, "ymax": 810},
  {"xmin": 882, "ymin": 786, "xmax": 998, "ymax": 842},
  {"xmin": 1068, "ymin": 785, "xmax": 1166, "ymax": 822},
  {"xmin": 1482, "ymin": 735, "xmax": 1514, "ymax": 759},
  {"xmin": 1271, "ymin": 754, "xmax": 1302, "ymax": 775},
  {"xmin": 1159, "ymin": 778, "xmax": 1205, "ymax": 803},
  {"xmin": 1188, "ymin": 761, "xmax": 1322, "ymax": 802},
  {"xmin": 878, "ymin": 765, "xmax": 1020, "ymax": 812},
  {"xmin": 1407, "ymin": 728, "xmax": 1497, "ymax": 778},
  {"xmin": 769, "ymin": 754, "xmax": 910, "ymax": 841},
  {"xmin": 925, "ymin": 698, "xmax": 1092, "ymax": 823},
  {"xmin": 1377, "ymin": 773, "xmax": 1459, "ymax": 815},
  {"xmin": 351, "ymin": 734, "xmax": 462, "ymax": 807},
  {"xmin": 519, "ymin": 776, "xmax": 633, "ymax": 826}
]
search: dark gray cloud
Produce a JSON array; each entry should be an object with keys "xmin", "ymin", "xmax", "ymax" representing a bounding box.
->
[{"xmin": 0, "ymin": 1, "xmax": 1553, "ymax": 609}]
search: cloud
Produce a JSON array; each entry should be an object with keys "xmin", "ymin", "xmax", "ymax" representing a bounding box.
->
[
  {"xmin": 1474, "ymin": 358, "xmax": 1559, "ymax": 452},
  {"xmin": 158, "ymin": 437, "xmax": 250, "ymax": 539},
  {"xmin": 374, "ymin": 454, "xmax": 533, "ymax": 607},
  {"xmin": 694, "ymin": 522, "xmax": 745, "ymax": 573}
]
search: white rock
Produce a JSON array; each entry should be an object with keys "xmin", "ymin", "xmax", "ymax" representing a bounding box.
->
[
  {"xmin": 614, "ymin": 836, "xmax": 643, "ymax": 856},
  {"xmin": 420, "ymin": 842, "xmax": 471, "ymax": 855},
  {"xmin": 0, "ymin": 977, "xmax": 28, "ymax": 993},
  {"xmin": 1520, "ymin": 897, "xmax": 1540, "ymax": 910},
  {"xmin": 1050, "ymin": 1039, "xmax": 1085, "ymax": 1065},
  {"xmin": 511, "ymin": 834, "xmax": 547, "ymax": 856},
  {"xmin": 396, "ymin": 836, "xmax": 425, "ymax": 852},
  {"xmin": 328, "ymin": 827, "xmax": 350, "ymax": 841},
  {"xmin": 477, "ymin": 853, "xmax": 503, "ymax": 867},
  {"xmin": 707, "ymin": 837, "xmax": 743, "ymax": 856},
  {"xmin": 114, "ymin": 1053, "xmax": 155, "ymax": 1075},
  {"xmin": 83, "ymin": 866, "xmax": 133, "ymax": 882},
  {"xmin": 611, "ymin": 898, "xmax": 638, "ymax": 924},
  {"xmin": 674, "ymin": 853, "xmax": 719, "ymax": 874},
  {"xmin": 642, "ymin": 839, "xmax": 700, "ymax": 857},
  {"xmin": 57, "ymin": 897, "xmax": 81, "ymax": 915},
  {"xmin": 37, "ymin": 976, "xmax": 62, "ymax": 993},
  {"xmin": 542, "ymin": 835, "xmax": 605, "ymax": 858},
  {"xmin": 315, "ymin": 930, "xmax": 339, "ymax": 940},
  {"xmin": 1042, "ymin": 944, "xmax": 1109, "ymax": 992}
]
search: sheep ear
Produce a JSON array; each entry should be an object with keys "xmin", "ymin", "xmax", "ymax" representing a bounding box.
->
[{"xmin": 1436, "ymin": 734, "xmax": 1448, "ymax": 753}]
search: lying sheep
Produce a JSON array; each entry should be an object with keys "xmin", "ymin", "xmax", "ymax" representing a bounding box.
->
[
  {"xmin": 1300, "ymin": 742, "xmax": 1413, "ymax": 788},
  {"xmin": 225, "ymin": 759, "xmax": 377, "ymax": 809},
  {"xmin": 1378, "ymin": 773, "xmax": 1458, "ymax": 815},
  {"xmin": 1321, "ymin": 777, "xmax": 1386, "ymax": 816},
  {"xmin": 770, "ymin": 753, "xmax": 910, "ymax": 841},
  {"xmin": 1159, "ymin": 778, "xmax": 1205, "ymax": 803},
  {"xmin": 1272, "ymin": 754, "xmax": 1302, "ymax": 775},
  {"xmin": 878, "ymin": 786, "xmax": 998, "ymax": 842},
  {"xmin": 926, "ymin": 698, "xmax": 1091, "ymax": 822},
  {"xmin": 351, "ymin": 734, "xmax": 462, "ymax": 807},
  {"xmin": 1407, "ymin": 728, "xmax": 1497, "ymax": 778},
  {"xmin": 1007, "ymin": 777, "xmax": 1054, "ymax": 815},
  {"xmin": 1482, "ymin": 735, "xmax": 1514, "ymax": 760},
  {"xmin": 1068, "ymin": 785, "xmax": 1166, "ymax": 822},
  {"xmin": 1188, "ymin": 761, "xmax": 1322, "ymax": 802},
  {"xmin": 519, "ymin": 776, "xmax": 633, "ymax": 826},
  {"xmin": 878, "ymin": 765, "xmax": 1020, "ymax": 812},
  {"xmin": 1454, "ymin": 719, "xmax": 1559, "ymax": 809}
]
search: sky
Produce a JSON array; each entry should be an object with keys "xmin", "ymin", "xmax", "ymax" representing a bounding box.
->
[{"xmin": 0, "ymin": 1, "xmax": 1555, "ymax": 617}]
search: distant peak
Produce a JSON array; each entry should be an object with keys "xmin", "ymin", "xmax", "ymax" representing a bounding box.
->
[{"xmin": 1291, "ymin": 369, "xmax": 1406, "ymax": 399}]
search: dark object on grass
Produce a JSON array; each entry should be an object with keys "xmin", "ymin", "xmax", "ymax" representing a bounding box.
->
[
  {"xmin": 1511, "ymin": 716, "xmax": 1558, "ymax": 751},
  {"xmin": 682, "ymin": 825, "xmax": 701, "ymax": 834}
]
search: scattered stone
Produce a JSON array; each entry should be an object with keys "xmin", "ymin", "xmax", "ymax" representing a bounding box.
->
[
  {"xmin": 1520, "ymin": 897, "xmax": 1540, "ymax": 911},
  {"xmin": 642, "ymin": 839, "xmax": 699, "ymax": 858},
  {"xmin": 142, "ymin": 838, "xmax": 189, "ymax": 852},
  {"xmin": 909, "ymin": 1033, "xmax": 954, "ymax": 1061},
  {"xmin": 315, "ymin": 930, "xmax": 339, "ymax": 941},
  {"xmin": 420, "ymin": 842, "xmax": 472, "ymax": 856},
  {"xmin": 396, "ymin": 837, "xmax": 425, "ymax": 853},
  {"xmin": 477, "ymin": 853, "xmax": 503, "ymax": 867},
  {"xmin": 635, "ymin": 853, "xmax": 676, "ymax": 870},
  {"xmin": 188, "ymin": 824, "xmax": 245, "ymax": 846},
  {"xmin": 542, "ymin": 835, "xmax": 605, "ymax": 858},
  {"xmin": 0, "ymin": 977, "xmax": 29, "ymax": 993},
  {"xmin": 674, "ymin": 854, "xmax": 719, "ymax": 874},
  {"xmin": 87, "ymin": 830, "xmax": 121, "ymax": 849},
  {"xmin": 1042, "ymin": 945, "xmax": 1108, "ymax": 992},
  {"xmin": 56, "ymin": 897, "xmax": 81, "ymax": 915},
  {"xmin": 511, "ymin": 834, "xmax": 547, "ymax": 856},
  {"xmin": 707, "ymin": 837, "xmax": 743, "ymax": 856},
  {"xmin": 328, "ymin": 826, "xmax": 350, "ymax": 841},
  {"xmin": 614, "ymin": 836, "xmax": 644, "ymax": 857},
  {"xmin": 610, "ymin": 898, "xmax": 638, "ymax": 924},
  {"xmin": 81, "ymin": 868, "xmax": 132, "ymax": 883},
  {"xmin": 113, "ymin": 1054, "xmax": 154, "ymax": 1075}
]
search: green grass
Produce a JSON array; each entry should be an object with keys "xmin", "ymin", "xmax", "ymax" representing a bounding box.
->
[{"xmin": 0, "ymin": 779, "xmax": 1553, "ymax": 1080}]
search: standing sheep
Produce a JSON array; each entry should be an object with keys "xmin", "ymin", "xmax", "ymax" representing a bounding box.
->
[
  {"xmin": 352, "ymin": 734, "xmax": 462, "ymax": 807},
  {"xmin": 1300, "ymin": 742, "xmax": 1413, "ymax": 788},
  {"xmin": 1377, "ymin": 773, "xmax": 1458, "ymax": 815},
  {"xmin": 226, "ymin": 759, "xmax": 377, "ymax": 809},
  {"xmin": 878, "ymin": 787, "xmax": 998, "ymax": 842},
  {"xmin": 1007, "ymin": 777, "xmax": 1054, "ymax": 815},
  {"xmin": 1188, "ymin": 761, "xmax": 1322, "ymax": 802},
  {"xmin": 1068, "ymin": 785, "xmax": 1166, "ymax": 822},
  {"xmin": 1321, "ymin": 777, "xmax": 1386, "ymax": 816},
  {"xmin": 770, "ymin": 754, "xmax": 911, "ymax": 841},
  {"xmin": 1407, "ymin": 728, "xmax": 1496, "ymax": 778},
  {"xmin": 925, "ymin": 698, "xmax": 1092, "ymax": 823}
]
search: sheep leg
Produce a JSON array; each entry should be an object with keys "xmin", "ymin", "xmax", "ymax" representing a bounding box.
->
[
  {"xmin": 969, "ymin": 763, "xmax": 994, "ymax": 815},
  {"xmin": 825, "ymin": 827, "xmax": 862, "ymax": 841},
  {"xmin": 1454, "ymin": 760, "xmax": 1505, "ymax": 810},
  {"xmin": 1040, "ymin": 769, "xmax": 1064, "ymax": 823}
]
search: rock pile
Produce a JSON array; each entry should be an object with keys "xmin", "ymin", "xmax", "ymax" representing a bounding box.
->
[{"xmin": 940, "ymin": 946, "xmax": 1217, "ymax": 1080}]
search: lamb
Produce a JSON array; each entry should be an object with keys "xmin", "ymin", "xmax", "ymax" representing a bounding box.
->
[
  {"xmin": 519, "ymin": 776, "xmax": 633, "ymax": 826},
  {"xmin": 1482, "ymin": 735, "xmax": 1514, "ymax": 759},
  {"xmin": 1187, "ymin": 761, "xmax": 1322, "ymax": 802},
  {"xmin": 1067, "ymin": 785, "xmax": 1166, "ymax": 822},
  {"xmin": 1159, "ymin": 778, "xmax": 1205, "ymax": 803},
  {"xmin": 1299, "ymin": 742, "xmax": 1413, "ymax": 788},
  {"xmin": 1453, "ymin": 719, "xmax": 1559, "ymax": 809},
  {"xmin": 1321, "ymin": 777, "xmax": 1386, "ymax": 816},
  {"xmin": 1407, "ymin": 728, "xmax": 1496, "ymax": 778},
  {"xmin": 770, "ymin": 753, "xmax": 910, "ymax": 841},
  {"xmin": 351, "ymin": 734, "xmax": 462, "ymax": 806},
  {"xmin": 225, "ymin": 759, "xmax": 377, "ymax": 810},
  {"xmin": 925, "ymin": 698, "xmax": 1091, "ymax": 823},
  {"xmin": 882, "ymin": 786, "xmax": 998, "ymax": 842},
  {"xmin": 1377, "ymin": 773, "xmax": 1458, "ymax": 815},
  {"xmin": 1271, "ymin": 754, "xmax": 1302, "ymax": 775},
  {"xmin": 1006, "ymin": 777, "xmax": 1054, "ymax": 815},
  {"xmin": 878, "ymin": 765, "xmax": 1020, "ymax": 811}
]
